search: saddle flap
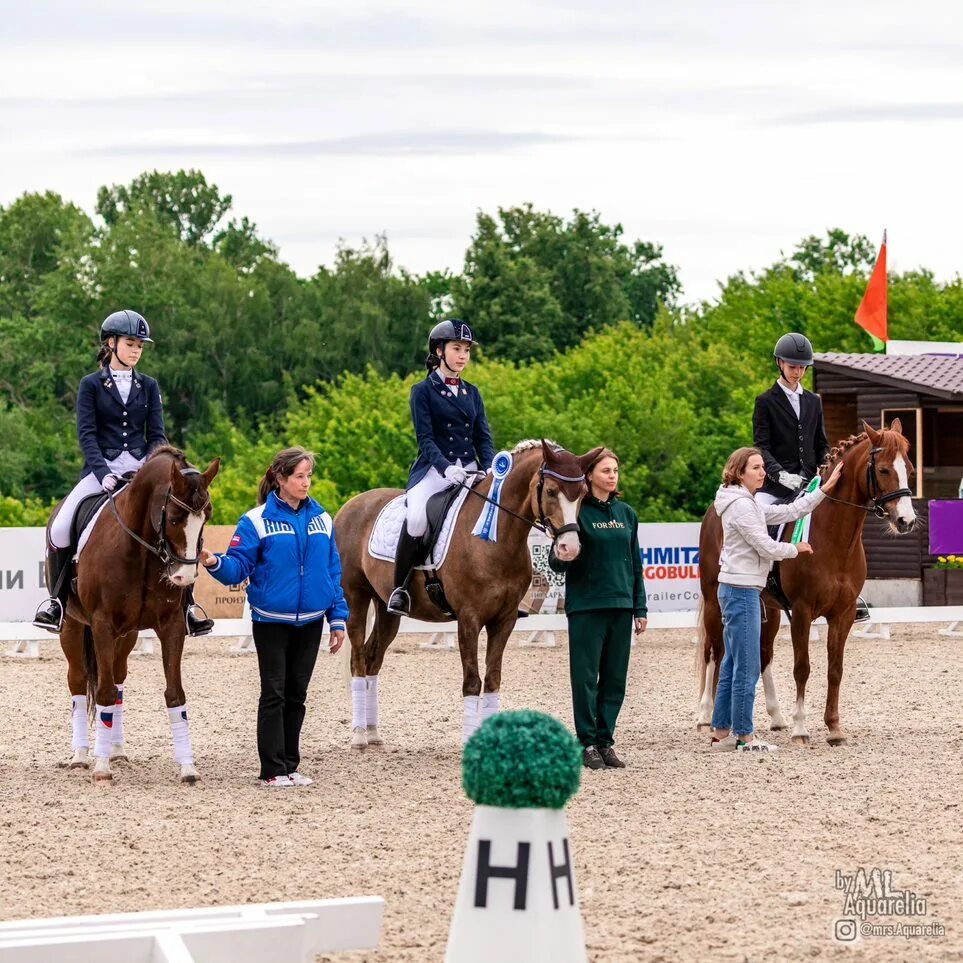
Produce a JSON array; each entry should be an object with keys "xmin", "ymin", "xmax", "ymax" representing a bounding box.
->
[
  {"xmin": 71, "ymin": 493, "xmax": 109, "ymax": 553},
  {"xmin": 423, "ymin": 484, "xmax": 466, "ymax": 557}
]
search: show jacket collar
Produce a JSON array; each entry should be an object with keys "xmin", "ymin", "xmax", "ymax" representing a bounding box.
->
[
  {"xmin": 100, "ymin": 364, "xmax": 144, "ymax": 410},
  {"xmin": 429, "ymin": 370, "xmax": 472, "ymax": 414}
]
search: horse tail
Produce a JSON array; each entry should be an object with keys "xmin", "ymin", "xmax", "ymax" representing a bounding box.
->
[
  {"xmin": 83, "ymin": 624, "xmax": 98, "ymax": 718},
  {"xmin": 694, "ymin": 598, "xmax": 708, "ymax": 701}
]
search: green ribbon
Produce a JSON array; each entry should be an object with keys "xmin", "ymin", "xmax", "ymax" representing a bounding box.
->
[{"xmin": 791, "ymin": 475, "xmax": 821, "ymax": 543}]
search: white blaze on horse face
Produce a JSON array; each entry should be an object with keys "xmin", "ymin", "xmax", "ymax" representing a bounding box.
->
[
  {"xmin": 169, "ymin": 512, "xmax": 204, "ymax": 586},
  {"xmin": 892, "ymin": 455, "xmax": 916, "ymax": 527},
  {"xmin": 553, "ymin": 493, "xmax": 581, "ymax": 561}
]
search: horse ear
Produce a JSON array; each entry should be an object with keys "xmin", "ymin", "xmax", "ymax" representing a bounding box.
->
[
  {"xmin": 540, "ymin": 439, "xmax": 555, "ymax": 461},
  {"xmin": 149, "ymin": 479, "xmax": 169, "ymax": 531},
  {"xmin": 202, "ymin": 458, "xmax": 220, "ymax": 486},
  {"xmin": 578, "ymin": 447, "xmax": 605, "ymax": 473},
  {"xmin": 862, "ymin": 420, "xmax": 881, "ymax": 445},
  {"xmin": 889, "ymin": 416, "xmax": 903, "ymax": 435}
]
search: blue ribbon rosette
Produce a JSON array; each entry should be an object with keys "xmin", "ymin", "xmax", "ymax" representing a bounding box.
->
[{"xmin": 471, "ymin": 450, "xmax": 513, "ymax": 542}]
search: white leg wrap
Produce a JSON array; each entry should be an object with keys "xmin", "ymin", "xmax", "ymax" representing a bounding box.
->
[
  {"xmin": 479, "ymin": 691, "xmax": 500, "ymax": 725},
  {"xmin": 93, "ymin": 704, "xmax": 114, "ymax": 759},
  {"xmin": 365, "ymin": 676, "xmax": 379, "ymax": 727},
  {"xmin": 71, "ymin": 695, "xmax": 89, "ymax": 750},
  {"xmin": 112, "ymin": 684, "xmax": 125, "ymax": 745},
  {"xmin": 168, "ymin": 705, "xmax": 194, "ymax": 766},
  {"xmin": 351, "ymin": 677, "xmax": 367, "ymax": 730},
  {"xmin": 462, "ymin": 695, "xmax": 481, "ymax": 744}
]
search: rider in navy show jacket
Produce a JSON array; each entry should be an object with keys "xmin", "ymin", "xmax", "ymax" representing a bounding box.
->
[{"xmin": 76, "ymin": 366, "xmax": 166, "ymax": 481}]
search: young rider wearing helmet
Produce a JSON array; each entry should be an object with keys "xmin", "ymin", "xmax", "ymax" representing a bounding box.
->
[
  {"xmin": 33, "ymin": 310, "xmax": 214, "ymax": 637},
  {"xmin": 386, "ymin": 320, "xmax": 495, "ymax": 616},
  {"xmin": 753, "ymin": 331, "xmax": 869, "ymax": 622}
]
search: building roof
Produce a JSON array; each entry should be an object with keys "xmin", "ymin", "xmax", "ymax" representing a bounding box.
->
[{"xmin": 813, "ymin": 352, "xmax": 963, "ymax": 400}]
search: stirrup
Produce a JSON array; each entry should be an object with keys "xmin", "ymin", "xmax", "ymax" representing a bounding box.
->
[
  {"xmin": 32, "ymin": 598, "xmax": 64, "ymax": 634},
  {"xmin": 185, "ymin": 603, "xmax": 214, "ymax": 637},
  {"xmin": 387, "ymin": 588, "xmax": 410, "ymax": 617},
  {"xmin": 854, "ymin": 597, "xmax": 871, "ymax": 624}
]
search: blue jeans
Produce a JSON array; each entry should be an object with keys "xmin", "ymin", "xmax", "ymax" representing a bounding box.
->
[{"xmin": 710, "ymin": 583, "xmax": 762, "ymax": 737}]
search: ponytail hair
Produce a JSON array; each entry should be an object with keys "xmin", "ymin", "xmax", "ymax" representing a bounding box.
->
[
  {"xmin": 257, "ymin": 446, "xmax": 316, "ymax": 505},
  {"xmin": 425, "ymin": 350, "xmax": 442, "ymax": 372},
  {"xmin": 97, "ymin": 339, "xmax": 112, "ymax": 367}
]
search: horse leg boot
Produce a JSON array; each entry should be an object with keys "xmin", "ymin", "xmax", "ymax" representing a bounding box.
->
[
  {"xmin": 92, "ymin": 704, "xmax": 116, "ymax": 781},
  {"xmin": 365, "ymin": 675, "xmax": 383, "ymax": 745},
  {"xmin": 350, "ymin": 677, "xmax": 367, "ymax": 748},
  {"xmin": 110, "ymin": 684, "xmax": 128, "ymax": 762},
  {"xmin": 184, "ymin": 587, "xmax": 214, "ymax": 637},
  {"xmin": 69, "ymin": 695, "xmax": 90, "ymax": 769},
  {"xmin": 168, "ymin": 705, "xmax": 198, "ymax": 783},
  {"xmin": 479, "ymin": 692, "xmax": 500, "ymax": 725},
  {"xmin": 33, "ymin": 546, "xmax": 72, "ymax": 633},
  {"xmin": 387, "ymin": 525, "xmax": 423, "ymax": 616}
]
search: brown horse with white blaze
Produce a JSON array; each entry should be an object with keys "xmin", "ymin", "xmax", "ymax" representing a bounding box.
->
[
  {"xmin": 334, "ymin": 439, "xmax": 602, "ymax": 746},
  {"xmin": 53, "ymin": 446, "xmax": 219, "ymax": 781},
  {"xmin": 696, "ymin": 420, "xmax": 916, "ymax": 745}
]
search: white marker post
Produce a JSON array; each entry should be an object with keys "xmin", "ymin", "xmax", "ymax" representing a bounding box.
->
[{"xmin": 445, "ymin": 710, "xmax": 587, "ymax": 963}]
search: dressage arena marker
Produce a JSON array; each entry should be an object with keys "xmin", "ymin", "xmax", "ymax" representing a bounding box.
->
[
  {"xmin": 0, "ymin": 897, "xmax": 384, "ymax": 962},
  {"xmin": 4, "ymin": 607, "xmax": 961, "ymax": 659}
]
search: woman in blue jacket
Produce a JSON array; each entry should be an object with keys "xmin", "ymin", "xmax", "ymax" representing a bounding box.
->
[
  {"xmin": 33, "ymin": 310, "xmax": 211, "ymax": 638},
  {"xmin": 387, "ymin": 319, "xmax": 495, "ymax": 615},
  {"xmin": 202, "ymin": 446, "xmax": 348, "ymax": 788}
]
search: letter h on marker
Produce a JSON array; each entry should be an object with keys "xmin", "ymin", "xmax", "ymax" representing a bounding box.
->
[{"xmin": 474, "ymin": 840, "xmax": 530, "ymax": 910}]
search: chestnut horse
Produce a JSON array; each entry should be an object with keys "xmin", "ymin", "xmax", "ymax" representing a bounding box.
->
[
  {"xmin": 334, "ymin": 439, "xmax": 601, "ymax": 747},
  {"xmin": 695, "ymin": 420, "xmax": 916, "ymax": 745},
  {"xmin": 53, "ymin": 446, "xmax": 219, "ymax": 781}
]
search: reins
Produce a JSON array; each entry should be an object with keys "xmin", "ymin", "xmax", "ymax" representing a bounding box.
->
[
  {"xmin": 107, "ymin": 469, "xmax": 211, "ymax": 572},
  {"xmin": 816, "ymin": 445, "xmax": 913, "ymax": 519}
]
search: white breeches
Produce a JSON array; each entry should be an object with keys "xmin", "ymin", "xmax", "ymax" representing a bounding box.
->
[
  {"xmin": 406, "ymin": 460, "xmax": 476, "ymax": 538},
  {"xmin": 49, "ymin": 452, "xmax": 145, "ymax": 548}
]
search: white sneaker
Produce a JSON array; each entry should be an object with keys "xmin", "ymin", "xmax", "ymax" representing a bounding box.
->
[
  {"xmin": 260, "ymin": 775, "xmax": 295, "ymax": 787},
  {"xmin": 287, "ymin": 772, "xmax": 313, "ymax": 787},
  {"xmin": 736, "ymin": 737, "xmax": 778, "ymax": 753}
]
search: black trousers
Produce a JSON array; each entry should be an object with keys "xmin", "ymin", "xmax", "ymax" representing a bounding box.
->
[{"xmin": 252, "ymin": 619, "xmax": 323, "ymax": 779}]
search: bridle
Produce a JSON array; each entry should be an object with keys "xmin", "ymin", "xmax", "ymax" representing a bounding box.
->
[
  {"xmin": 818, "ymin": 445, "xmax": 913, "ymax": 519},
  {"xmin": 107, "ymin": 468, "xmax": 211, "ymax": 575},
  {"xmin": 459, "ymin": 462, "xmax": 586, "ymax": 540}
]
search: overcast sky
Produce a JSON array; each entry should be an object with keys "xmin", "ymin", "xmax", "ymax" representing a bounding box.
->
[{"xmin": 2, "ymin": 0, "xmax": 961, "ymax": 302}]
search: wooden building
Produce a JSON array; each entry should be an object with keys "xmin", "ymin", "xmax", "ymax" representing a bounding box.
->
[{"xmin": 812, "ymin": 352, "xmax": 963, "ymax": 588}]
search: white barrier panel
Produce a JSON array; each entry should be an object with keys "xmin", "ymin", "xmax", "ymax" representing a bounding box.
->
[{"xmin": 0, "ymin": 897, "xmax": 384, "ymax": 963}]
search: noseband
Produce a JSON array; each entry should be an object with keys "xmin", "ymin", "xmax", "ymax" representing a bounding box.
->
[
  {"xmin": 107, "ymin": 468, "xmax": 211, "ymax": 575},
  {"xmin": 536, "ymin": 467, "xmax": 585, "ymax": 539}
]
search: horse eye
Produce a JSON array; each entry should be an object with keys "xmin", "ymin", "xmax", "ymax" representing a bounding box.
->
[{"xmin": 879, "ymin": 468, "xmax": 890, "ymax": 475}]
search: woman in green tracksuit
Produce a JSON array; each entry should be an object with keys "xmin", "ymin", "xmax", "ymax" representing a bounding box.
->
[{"xmin": 550, "ymin": 448, "xmax": 647, "ymax": 770}]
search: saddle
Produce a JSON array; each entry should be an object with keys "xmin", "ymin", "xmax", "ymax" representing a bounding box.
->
[{"xmin": 417, "ymin": 483, "xmax": 477, "ymax": 617}]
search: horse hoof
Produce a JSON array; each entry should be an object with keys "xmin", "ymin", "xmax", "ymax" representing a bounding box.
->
[
  {"xmin": 350, "ymin": 726, "xmax": 368, "ymax": 749},
  {"xmin": 110, "ymin": 745, "xmax": 129, "ymax": 762},
  {"xmin": 827, "ymin": 734, "xmax": 848, "ymax": 747},
  {"xmin": 366, "ymin": 726, "xmax": 384, "ymax": 746},
  {"xmin": 69, "ymin": 749, "xmax": 90, "ymax": 769},
  {"xmin": 770, "ymin": 722, "xmax": 789, "ymax": 732},
  {"xmin": 180, "ymin": 764, "xmax": 200, "ymax": 784},
  {"xmin": 92, "ymin": 769, "xmax": 113, "ymax": 782},
  {"xmin": 791, "ymin": 735, "xmax": 812, "ymax": 747}
]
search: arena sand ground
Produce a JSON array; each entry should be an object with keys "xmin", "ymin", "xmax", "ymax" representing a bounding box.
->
[{"xmin": 1, "ymin": 624, "xmax": 960, "ymax": 962}]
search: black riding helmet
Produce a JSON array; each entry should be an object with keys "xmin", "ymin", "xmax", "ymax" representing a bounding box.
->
[
  {"xmin": 427, "ymin": 319, "xmax": 478, "ymax": 367},
  {"xmin": 101, "ymin": 309, "xmax": 154, "ymax": 344},
  {"xmin": 773, "ymin": 332, "xmax": 814, "ymax": 366}
]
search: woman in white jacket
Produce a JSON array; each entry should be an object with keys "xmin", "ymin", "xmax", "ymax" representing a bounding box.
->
[{"xmin": 709, "ymin": 447, "xmax": 842, "ymax": 752}]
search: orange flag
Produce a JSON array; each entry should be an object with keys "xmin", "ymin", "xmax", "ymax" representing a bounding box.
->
[{"xmin": 855, "ymin": 231, "xmax": 887, "ymax": 351}]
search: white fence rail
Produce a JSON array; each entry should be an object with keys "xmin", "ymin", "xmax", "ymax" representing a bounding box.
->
[{"xmin": 0, "ymin": 897, "xmax": 384, "ymax": 962}]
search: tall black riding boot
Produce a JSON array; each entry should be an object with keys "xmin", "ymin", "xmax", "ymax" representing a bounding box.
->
[
  {"xmin": 185, "ymin": 586, "xmax": 214, "ymax": 637},
  {"xmin": 387, "ymin": 526, "xmax": 424, "ymax": 616},
  {"xmin": 32, "ymin": 546, "xmax": 72, "ymax": 633}
]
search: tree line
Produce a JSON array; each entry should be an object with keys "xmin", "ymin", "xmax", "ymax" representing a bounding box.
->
[{"xmin": 1, "ymin": 170, "xmax": 960, "ymax": 525}]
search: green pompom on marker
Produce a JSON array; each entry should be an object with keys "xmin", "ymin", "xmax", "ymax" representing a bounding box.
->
[{"xmin": 462, "ymin": 710, "xmax": 582, "ymax": 809}]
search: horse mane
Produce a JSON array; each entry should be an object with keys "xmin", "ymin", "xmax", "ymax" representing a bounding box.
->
[
  {"xmin": 146, "ymin": 444, "xmax": 190, "ymax": 468},
  {"xmin": 818, "ymin": 432, "xmax": 867, "ymax": 474},
  {"xmin": 511, "ymin": 438, "xmax": 562, "ymax": 455}
]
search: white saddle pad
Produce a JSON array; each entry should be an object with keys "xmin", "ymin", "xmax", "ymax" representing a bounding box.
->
[
  {"xmin": 368, "ymin": 486, "xmax": 471, "ymax": 569},
  {"xmin": 75, "ymin": 500, "xmax": 110, "ymax": 560}
]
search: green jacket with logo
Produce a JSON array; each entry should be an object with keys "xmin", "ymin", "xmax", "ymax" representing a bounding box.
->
[{"xmin": 548, "ymin": 494, "xmax": 647, "ymax": 617}]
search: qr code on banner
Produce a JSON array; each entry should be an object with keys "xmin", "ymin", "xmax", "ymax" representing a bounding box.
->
[{"xmin": 530, "ymin": 543, "xmax": 566, "ymax": 588}]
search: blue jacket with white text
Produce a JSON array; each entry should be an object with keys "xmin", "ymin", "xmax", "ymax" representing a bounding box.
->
[{"xmin": 206, "ymin": 491, "xmax": 349, "ymax": 629}]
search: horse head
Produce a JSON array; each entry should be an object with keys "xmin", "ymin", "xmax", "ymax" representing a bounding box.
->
[
  {"xmin": 529, "ymin": 441, "xmax": 604, "ymax": 562},
  {"xmin": 858, "ymin": 418, "xmax": 916, "ymax": 534},
  {"xmin": 152, "ymin": 456, "xmax": 220, "ymax": 587}
]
